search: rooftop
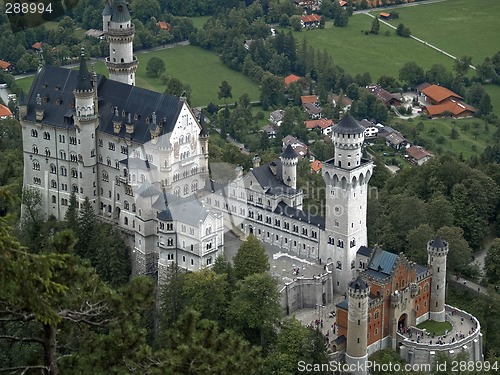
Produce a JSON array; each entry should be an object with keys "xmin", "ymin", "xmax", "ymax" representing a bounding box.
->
[
  {"xmin": 421, "ymin": 84, "xmax": 462, "ymax": 103},
  {"xmin": 331, "ymin": 114, "xmax": 365, "ymax": 135}
]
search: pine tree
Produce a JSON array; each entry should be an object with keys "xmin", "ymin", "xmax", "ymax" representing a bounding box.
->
[
  {"xmin": 233, "ymin": 235, "xmax": 270, "ymax": 280},
  {"xmin": 75, "ymin": 197, "xmax": 97, "ymax": 261},
  {"xmin": 64, "ymin": 191, "xmax": 78, "ymax": 230}
]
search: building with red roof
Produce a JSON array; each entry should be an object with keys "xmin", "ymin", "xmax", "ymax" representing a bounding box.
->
[
  {"xmin": 300, "ymin": 14, "xmax": 321, "ymax": 28},
  {"xmin": 424, "ymin": 98, "xmax": 475, "ymax": 119},
  {"xmin": 284, "ymin": 74, "xmax": 301, "ymax": 86},
  {"xmin": 0, "ymin": 104, "xmax": 13, "ymax": 119},
  {"xmin": 420, "ymin": 84, "xmax": 462, "ymax": 105},
  {"xmin": 31, "ymin": 42, "xmax": 43, "ymax": 51},
  {"xmin": 304, "ymin": 118, "xmax": 334, "ymax": 134},
  {"xmin": 157, "ymin": 21, "xmax": 170, "ymax": 31},
  {"xmin": 300, "ymin": 95, "xmax": 319, "ymax": 105},
  {"xmin": 310, "ymin": 160, "xmax": 323, "ymax": 173},
  {"xmin": 406, "ymin": 146, "xmax": 433, "ymax": 166},
  {"xmin": 0, "ymin": 60, "xmax": 13, "ymax": 71}
]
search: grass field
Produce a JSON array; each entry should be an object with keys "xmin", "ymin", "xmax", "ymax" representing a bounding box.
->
[
  {"xmin": 390, "ymin": 116, "xmax": 495, "ymax": 159},
  {"xmin": 16, "ymin": 45, "xmax": 261, "ymax": 108},
  {"xmin": 190, "ymin": 16, "xmax": 211, "ymax": 29},
  {"xmin": 282, "ymin": 14, "xmax": 454, "ymax": 81},
  {"xmin": 417, "ymin": 320, "xmax": 452, "ymax": 335},
  {"xmin": 484, "ymin": 84, "xmax": 500, "ymax": 117},
  {"xmin": 382, "ymin": 0, "xmax": 500, "ymax": 65}
]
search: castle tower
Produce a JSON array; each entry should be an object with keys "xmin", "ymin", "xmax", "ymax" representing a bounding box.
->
[
  {"xmin": 73, "ymin": 51, "xmax": 98, "ymax": 210},
  {"xmin": 428, "ymin": 237, "xmax": 449, "ymax": 322},
  {"xmin": 102, "ymin": 0, "xmax": 111, "ymax": 32},
  {"xmin": 346, "ymin": 276, "xmax": 369, "ymax": 375},
  {"xmin": 280, "ymin": 144, "xmax": 298, "ymax": 189},
  {"xmin": 105, "ymin": 0, "xmax": 138, "ymax": 85},
  {"xmin": 320, "ymin": 115, "xmax": 373, "ymax": 294}
]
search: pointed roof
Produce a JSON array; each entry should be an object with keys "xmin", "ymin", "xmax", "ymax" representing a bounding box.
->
[
  {"xmin": 332, "ymin": 114, "xmax": 365, "ymax": 135},
  {"xmin": 102, "ymin": 0, "xmax": 111, "ymax": 16},
  {"xmin": 431, "ymin": 237, "xmax": 446, "ymax": 249},
  {"xmin": 349, "ymin": 275, "xmax": 368, "ymax": 290},
  {"xmin": 110, "ymin": 0, "xmax": 131, "ymax": 23},
  {"xmin": 75, "ymin": 52, "xmax": 92, "ymax": 91},
  {"xmin": 281, "ymin": 144, "xmax": 297, "ymax": 159}
]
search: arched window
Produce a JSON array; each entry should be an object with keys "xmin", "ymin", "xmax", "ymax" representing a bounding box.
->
[
  {"xmin": 32, "ymin": 160, "xmax": 40, "ymax": 170},
  {"xmin": 183, "ymin": 185, "xmax": 189, "ymax": 195},
  {"xmin": 350, "ymin": 238, "xmax": 356, "ymax": 248},
  {"xmin": 60, "ymin": 150, "xmax": 66, "ymax": 160},
  {"xmin": 51, "ymin": 180, "xmax": 57, "ymax": 188},
  {"xmin": 206, "ymin": 227, "xmax": 212, "ymax": 235},
  {"xmin": 51, "ymin": 195, "xmax": 56, "ymax": 203},
  {"xmin": 43, "ymin": 131, "xmax": 50, "ymax": 140},
  {"xmin": 50, "ymin": 163, "xmax": 56, "ymax": 173},
  {"xmin": 60, "ymin": 166, "xmax": 67, "ymax": 176},
  {"xmin": 191, "ymin": 181, "xmax": 198, "ymax": 192},
  {"xmin": 71, "ymin": 168, "xmax": 77, "ymax": 178},
  {"xmin": 132, "ymin": 203, "xmax": 136, "ymax": 213},
  {"xmin": 174, "ymin": 187, "xmax": 180, "ymax": 196},
  {"xmin": 336, "ymin": 261, "xmax": 342, "ymax": 269},
  {"xmin": 124, "ymin": 201, "xmax": 130, "ymax": 210},
  {"xmin": 32, "ymin": 145, "xmax": 38, "ymax": 154},
  {"xmin": 124, "ymin": 217, "xmax": 128, "ymax": 225},
  {"xmin": 102, "ymin": 171, "xmax": 109, "ymax": 182},
  {"xmin": 31, "ymin": 129, "xmax": 38, "ymax": 137},
  {"xmin": 45, "ymin": 147, "xmax": 50, "ymax": 157},
  {"xmin": 167, "ymin": 238, "xmax": 173, "ymax": 246}
]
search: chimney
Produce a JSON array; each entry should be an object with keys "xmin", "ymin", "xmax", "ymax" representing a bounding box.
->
[
  {"xmin": 113, "ymin": 107, "xmax": 121, "ymax": 134},
  {"xmin": 126, "ymin": 112, "xmax": 134, "ymax": 135},
  {"xmin": 35, "ymin": 94, "xmax": 44, "ymax": 122}
]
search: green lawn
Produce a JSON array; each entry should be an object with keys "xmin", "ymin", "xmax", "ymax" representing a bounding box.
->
[
  {"xmin": 283, "ymin": 14, "xmax": 454, "ymax": 81},
  {"xmin": 484, "ymin": 84, "xmax": 500, "ymax": 117},
  {"xmin": 16, "ymin": 45, "xmax": 261, "ymax": 108},
  {"xmin": 390, "ymin": 116, "xmax": 494, "ymax": 159},
  {"xmin": 190, "ymin": 16, "xmax": 211, "ymax": 29},
  {"xmin": 417, "ymin": 320, "xmax": 452, "ymax": 336},
  {"xmin": 382, "ymin": 0, "xmax": 500, "ymax": 65}
]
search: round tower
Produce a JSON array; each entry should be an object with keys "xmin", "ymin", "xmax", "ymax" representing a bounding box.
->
[
  {"xmin": 428, "ymin": 237, "xmax": 449, "ymax": 322},
  {"xmin": 73, "ymin": 50, "xmax": 98, "ymax": 209},
  {"xmin": 280, "ymin": 144, "xmax": 298, "ymax": 189},
  {"xmin": 105, "ymin": 0, "xmax": 138, "ymax": 85},
  {"xmin": 332, "ymin": 114, "xmax": 365, "ymax": 170},
  {"xmin": 346, "ymin": 276, "xmax": 369, "ymax": 375}
]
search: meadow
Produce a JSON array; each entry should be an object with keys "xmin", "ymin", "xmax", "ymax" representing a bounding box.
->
[
  {"xmin": 382, "ymin": 0, "xmax": 500, "ymax": 65},
  {"xmin": 16, "ymin": 45, "xmax": 261, "ymax": 108}
]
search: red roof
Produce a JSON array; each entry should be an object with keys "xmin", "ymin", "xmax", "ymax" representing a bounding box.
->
[
  {"xmin": 0, "ymin": 60, "xmax": 12, "ymax": 70},
  {"xmin": 284, "ymin": 74, "xmax": 301, "ymax": 86},
  {"xmin": 301, "ymin": 14, "xmax": 321, "ymax": 23},
  {"xmin": 379, "ymin": 12, "xmax": 390, "ymax": 18},
  {"xmin": 305, "ymin": 118, "xmax": 334, "ymax": 130},
  {"xmin": 32, "ymin": 42, "xmax": 43, "ymax": 50},
  {"xmin": 157, "ymin": 21, "xmax": 170, "ymax": 31},
  {"xmin": 0, "ymin": 104, "xmax": 13, "ymax": 118},
  {"xmin": 424, "ymin": 99, "xmax": 475, "ymax": 117},
  {"xmin": 406, "ymin": 146, "xmax": 433, "ymax": 160},
  {"xmin": 421, "ymin": 84, "xmax": 462, "ymax": 104},
  {"xmin": 338, "ymin": 0, "xmax": 347, "ymax": 6},
  {"xmin": 310, "ymin": 160, "xmax": 323, "ymax": 172},
  {"xmin": 301, "ymin": 95, "xmax": 318, "ymax": 104}
]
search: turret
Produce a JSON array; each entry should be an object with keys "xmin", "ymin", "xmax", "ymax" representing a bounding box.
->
[
  {"xmin": 428, "ymin": 237, "xmax": 449, "ymax": 322},
  {"xmin": 102, "ymin": 0, "xmax": 111, "ymax": 32},
  {"xmin": 346, "ymin": 276, "xmax": 369, "ymax": 375},
  {"xmin": 280, "ymin": 144, "xmax": 298, "ymax": 189},
  {"xmin": 252, "ymin": 155, "xmax": 261, "ymax": 168},
  {"xmin": 105, "ymin": 0, "xmax": 138, "ymax": 85},
  {"xmin": 331, "ymin": 114, "xmax": 365, "ymax": 170}
]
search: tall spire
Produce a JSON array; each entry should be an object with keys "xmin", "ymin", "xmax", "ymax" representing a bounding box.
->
[{"xmin": 76, "ymin": 49, "xmax": 92, "ymax": 92}]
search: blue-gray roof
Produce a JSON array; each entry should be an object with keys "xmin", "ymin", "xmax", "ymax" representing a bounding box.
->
[
  {"xmin": 75, "ymin": 54, "xmax": 92, "ymax": 91},
  {"xmin": 368, "ymin": 249, "xmax": 398, "ymax": 276},
  {"xmin": 281, "ymin": 144, "xmax": 297, "ymax": 159},
  {"xmin": 357, "ymin": 246, "xmax": 371, "ymax": 257},
  {"xmin": 415, "ymin": 264, "xmax": 429, "ymax": 277},
  {"xmin": 336, "ymin": 299, "xmax": 348, "ymax": 310},
  {"xmin": 430, "ymin": 237, "xmax": 446, "ymax": 248},
  {"xmin": 363, "ymin": 268, "xmax": 391, "ymax": 281},
  {"xmin": 332, "ymin": 114, "xmax": 365, "ymax": 135},
  {"xmin": 136, "ymin": 182, "xmax": 160, "ymax": 198},
  {"xmin": 110, "ymin": 0, "xmax": 130, "ymax": 23},
  {"xmin": 24, "ymin": 65, "xmax": 185, "ymax": 145},
  {"xmin": 274, "ymin": 201, "xmax": 325, "ymax": 229},
  {"xmin": 102, "ymin": 0, "xmax": 111, "ymax": 16}
]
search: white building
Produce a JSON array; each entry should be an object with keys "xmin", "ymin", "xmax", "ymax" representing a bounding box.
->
[{"xmin": 20, "ymin": 0, "xmax": 223, "ymax": 281}]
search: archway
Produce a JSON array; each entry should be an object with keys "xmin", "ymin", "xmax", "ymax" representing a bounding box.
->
[
  {"xmin": 398, "ymin": 313, "xmax": 408, "ymax": 333},
  {"xmin": 249, "ymin": 226, "xmax": 253, "ymax": 235}
]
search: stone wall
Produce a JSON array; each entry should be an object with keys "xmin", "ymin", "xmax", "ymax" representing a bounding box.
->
[{"xmin": 280, "ymin": 265, "xmax": 334, "ymax": 315}]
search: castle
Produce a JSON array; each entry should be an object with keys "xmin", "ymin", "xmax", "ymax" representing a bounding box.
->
[{"xmin": 19, "ymin": 0, "xmax": 483, "ymax": 369}]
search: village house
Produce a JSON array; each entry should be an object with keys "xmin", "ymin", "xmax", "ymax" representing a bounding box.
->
[
  {"xmin": 406, "ymin": 146, "xmax": 433, "ymax": 165},
  {"xmin": 300, "ymin": 14, "xmax": 321, "ymax": 28},
  {"xmin": 284, "ymin": 74, "xmax": 301, "ymax": 87},
  {"xmin": 300, "ymin": 95, "xmax": 319, "ymax": 105},
  {"xmin": 0, "ymin": 104, "xmax": 13, "ymax": 119},
  {"xmin": 304, "ymin": 118, "xmax": 334, "ymax": 135},
  {"xmin": 157, "ymin": 21, "xmax": 170, "ymax": 31},
  {"xmin": 0, "ymin": 60, "xmax": 13, "ymax": 72},
  {"xmin": 366, "ymin": 84, "xmax": 402, "ymax": 107},
  {"xmin": 310, "ymin": 159, "xmax": 322, "ymax": 174},
  {"xmin": 269, "ymin": 109, "xmax": 285, "ymax": 126},
  {"xmin": 419, "ymin": 84, "xmax": 476, "ymax": 118},
  {"xmin": 385, "ymin": 132, "xmax": 407, "ymax": 150},
  {"xmin": 85, "ymin": 29, "xmax": 106, "ymax": 39},
  {"xmin": 262, "ymin": 124, "xmax": 277, "ymax": 139},
  {"xmin": 330, "ymin": 93, "xmax": 352, "ymax": 112},
  {"xmin": 31, "ymin": 42, "xmax": 43, "ymax": 52},
  {"xmin": 282, "ymin": 135, "xmax": 308, "ymax": 158},
  {"xmin": 303, "ymin": 102, "xmax": 322, "ymax": 119},
  {"xmin": 359, "ymin": 119, "xmax": 379, "ymax": 138}
]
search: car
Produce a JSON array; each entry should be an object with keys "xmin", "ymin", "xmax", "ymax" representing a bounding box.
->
[{"xmin": 0, "ymin": 83, "xmax": 7, "ymax": 88}]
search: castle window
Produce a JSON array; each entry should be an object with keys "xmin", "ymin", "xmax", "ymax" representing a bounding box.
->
[
  {"xmin": 60, "ymin": 166, "xmax": 67, "ymax": 176},
  {"xmin": 257, "ymin": 214, "xmax": 262, "ymax": 221},
  {"xmin": 70, "ymin": 137, "xmax": 77, "ymax": 145},
  {"xmin": 312, "ymin": 231, "xmax": 317, "ymax": 239},
  {"xmin": 70, "ymin": 168, "xmax": 77, "ymax": 178},
  {"xmin": 191, "ymin": 181, "xmax": 198, "ymax": 191},
  {"xmin": 102, "ymin": 171, "xmax": 109, "ymax": 182},
  {"xmin": 31, "ymin": 129, "xmax": 38, "ymax": 137},
  {"xmin": 72, "ymin": 184, "xmax": 78, "ymax": 192},
  {"xmin": 51, "ymin": 195, "xmax": 56, "ymax": 204},
  {"xmin": 337, "ymin": 240, "xmax": 344, "ymax": 248},
  {"xmin": 108, "ymin": 142, "xmax": 115, "ymax": 151},
  {"xmin": 91, "ymin": 149, "xmax": 95, "ymax": 157},
  {"xmin": 50, "ymin": 180, "xmax": 56, "ymax": 188},
  {"xmin": 350, "ymin": 238, "xmax": 356, "ymax": 248},
  {"xmin": 60, "ymin": 150, "xmax": 66, "ymax": 160},
  {"xmin": 32, "ymin": 160, "xmax": 40, "ymax": 170},
  {"xmin": 33, "ymin": 177, "xmax": 41, "ymax": 185},
  {"xmin": 50, "ymin": 164, "xmax": 56, "ymax": 174},
  {"xmin": 107, "ymin": 157, "xmax": 111, "ymax": 166},
  {"xmin": 328, "ymin": 236, "xmax": 334, "ymax": 245},
  {"xmin": 351, "ymin": 260, "xmax": 355, "ymax": 269},
  {"xmin": 121, "ymin": 145, "xmax": 128, "ymax": 154},
  {"xmin": 424, "ymin": 283, "xmax": 429, "ymax": 292},
  {"xmin": 124, "ymin": 201, "xmax": 129, "ymax": 210},
  {"xmin": 336, "ymin": 261, "xmax": 341, "ymax": 269},
  {"xmin": 358, "ymin": 319, "xmax": 360, "ymax": 326},
  {"xmin": 32, "ymin": 145, "xmax": 38, "ymax": 154},
  {"xmin": 43, "ymin": 131, "xmax": 50, "ymax": 140},
  {"xmin": 374, "ymin": 310, "xmax": 380, "ymax": 319},
  {"xmin": 266, "ymin": 216, "xmax": 271, "ymax": 224},
  {"xmin": 183, "ymin": 185, "xmax": 189, "ymax": 195}
]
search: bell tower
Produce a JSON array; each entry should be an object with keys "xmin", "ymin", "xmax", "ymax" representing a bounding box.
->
[
  {"xmin": 428, "ymin": 237, "xmax": 449, "ymax": 322},
  {"xmin": 320, "ymin": 115, "xmax": 373, "ymax": 294},
  {"xmin": 105, "ymin": 0, "xmax": 138, "ymax": 85}
]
